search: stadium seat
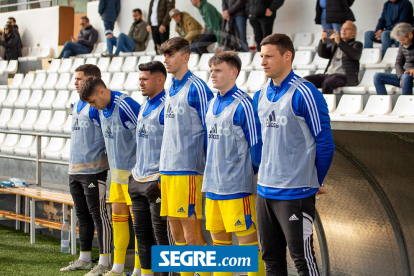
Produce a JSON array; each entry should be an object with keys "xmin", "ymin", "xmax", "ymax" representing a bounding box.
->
[
  {"xmin": 296, "ymin": 53, "xmax": 329, "ymax": 70},
  {"xmin": 293, "ymin": 33, "xmax": 313, "ymax": 49},
  {"xmin": 66, "ymin": 91, "xmax": 79, "ymax": 108},
  {"xmin": 14, "ymin": 90, "xmax": 31, "ymax": 108},
  {"xmin": 347, "ymin": 95, "xmax": 392, "ymax": 117},
  {"xmin": 1, "ymin": 135, "xmax": 34, "ymax": 154},
  {"xmin": 197, "ymin": 53, "xmax": 215, "ymax": 71},
  {"xmin": 44, "ymin": 110, "xmax": 67, "ymax": 132},
  {"xmin": 0, "ymin": 89, "xmax": 6, "ymax": 105},
  {"xmin": 188, "ymin": 54, "xmax": 200, "ymax": 71},
  {"xmin": 165, "ymin": 73, "xmax": 173, "ymax": 88},
  {"xmin": 52, "ymin": 90, "xmax": 70, "ymax": 109},
  {"xmin": 85, "ymin": 57, "xmax": 98, "ymax": 65},
  {"xmin": 329, "ymin": 95, "xmax": 363, "ymax": 116},
  {"xmin": 97, "ymin": 57, "xmax": 110, "ymax": 72},
  {"xmin": 101, "ymin": 72, "xmax": 111, "ymax": 86},
  {"xmin": 131, "ymin": 91, "xmax": 145, "ymax": 104},
  {"xmin": 0, "ymin": 134, "xmax": 20, "ymax": 152},
  {"xmin": 27, "ymin": 137, "xmax": 50, "ymax": 157},
  {"xmin": 238, "ymin": 52, "xmax": 252, "ymax": 68},
  {"xmin": 55, "ymin": 73, "xmax": 71, "ymax": 90},
  {"xmin": 236, "ymin": 70, "xmax": 247, "ymax": 87},
  {"xmin": 122, "ymin": 56, "xmax": 138, "ymax": 72},
  {"xmin": 0, "ymin": 133, "xmax": 5, "ymax": 146},
  {"xmin": 45, "ymin": 138, "xmax": 69, "ymax": 159},
  {"xmin": 0, "ymin": 60, "xmax": 8, "ymax": 73},
  {"xmin": 152, "ymin": 55, "xmax": 164, "ymax": 63},
  {"xmin": 359, "ymin": 48, "xmax": 382, "ymax": 68},
  {"xmin": 31, "ymin": 73, "xmax": 47, "ymax": 89},
  {"xmin": 342, "ymin": 69, "xmax": 385, "ymax": 94},
  {"xmin": 119, "ymin": 51, "xmax": 133, "ymax": 57},
  {"xmin": 82, "ymin": 42, "xmax": 106, "ymax": 58},
  {"xmin": 108, "ymin": 57, "xmax": 125, "ymax": 72},
  {"xmin": 137, "ymin": 56, "xmax": 153, "ymax": 68},
  {"xmin": 109, "ymin": 72, "xmax": 126, "ymax": 91},
  {"xmin": 292, "ymin": 51, "xmax": 312, "ymax": 69},
  {"xmin": 0, "ymin": 109, "xmax": 12, "ymax": 128},
  {"xmin": 70, "ymin": 58, "xmax": 85, "ymax": 72},
  {"xmin": 247, "ymin": 35, "xmax": 255, "ymax": 48},
  {"xmin": 243, "ymin": 52, "xmax": 262, "ymax": 71},
  {"xmin": 57, "ymin": 59, "xmax": 73, "ymax": 73},
  {"xmin": 323, "ymin": 94, "xmax": 336, "ymax": 113},
  {"xmin": 2, "ymin": 89, "xmax": 19, "ymax": 107},
  {"xmin": 295, "ymin": 70, "xmax": 311, "ymax": 78},
  {"xmin": 33, "ymin": 110, "xmax": 53, "ymax": 131},
  {"xmin": 46, "ymin": 59, "xmax": 61, "ymax": 73},
  {"xmin": 37, "ymin": 46, "xmax": 52, "ymax": 59},
  {"xmin": 193, "ymin": 71, "xmax": 209, "ymax": 83},
  {"xmin": 19, "ymin": 73, "xmax": 35, "ymax": 89},
  {"xmin": 144, "ymin": 40, "xmax": 157, "ymax": 56},
  {"xmin": 42, "ymin": 73, "xmax": 59, "ymax": 90},
  {"xmin": 0, "ymin": 73, "xmax": 24, "ymax": 89},
  {"xmin": 38, "ymin": 90, "xmax": 57, "ymax": 109},
  {"xmin": 365, "ymin": 48, "xmax": 399, "ymax": 70},
  {"xmin": 19, "ymin": 47, "xmax": 39, "ymax": 61},
  {"xmin": 298, "ymin": 32, "xmax": 322, "ymax": 51},
  {"xmin": 4, "ymin": 109, "xmax": 26, "ymax": 129},
  {"xmin": 61, "ymin": 140, "xmax": 71, "ymax": 160},
  {"xmin": 2, "ymin": 60, "xmax": 18, "ymax": 74},
  {"xmin": 63, "ymin": 115, "xmax": 72, "ymax": 134},
  {"xmin": 376, "ymin": 95, "xmax": 414, "ymax": 118},
  {"xmin": 20, "ymin": 47, "xmax": 31, "ymax": 59},
  {"xmin": 11, "ymin": 109, "xmax": 38, "ymax": 130},
  {"xmin": 123, "ymin": 72, "xmax": 140, "ymax": 91},
  {"xmin": 67, "ymin": 74, "xmax": 76, "ymax": 91},
  {"xmin": 239, "ymin": 70, "xmax": 268, "ymax": 92},
  {"xmin": 26, "ymin": 90, "xmax": 45, "ymax": 108}
]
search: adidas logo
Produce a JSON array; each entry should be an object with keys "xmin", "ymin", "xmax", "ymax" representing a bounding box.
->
[
  {"xmin": 138, "ymin": 124, "xmax": 148, "ymax": 139},
  {"xmin": 208, "ymin": 123, "xmax": 219, "ymax": 139},
  {"xmin": 104, "ymin": 125, "xmax": 114, "ymax": 139},
  {"xmin": 166, "ymin": 104, "xmax": 175, "ymax": 118},
  {"xmin": 177, "ymin": 207, "xmax": 185, "ymax": 213},
  {"xmin": 155, "ymin": 197, "xmax": 161, "ymax": 203},
  {"xmin": 88, "ymin": 183, "xmax": 96, "ymax": 188},
  {"xmin": 234, "ymin": 220, "xmax": 243, "ymax": 226},
  {"xmin": 289, "ymin": 214, "xmax": 299, "ymax": 221},
  {"xmin": 72, "ymin": 118, "xmax": 80, "ymax": 131},
  {"xmin": 264, "ymin": 111, "xmax": 288, "ymax": 128}
]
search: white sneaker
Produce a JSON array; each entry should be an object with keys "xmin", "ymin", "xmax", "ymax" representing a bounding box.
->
[
  {"xmin": 60, "ymin": 259, "xmax": 92, "ymax": 271},
  {"xmin": 85, "ymin": 264, "xmax": 111, "ymax": 276}
]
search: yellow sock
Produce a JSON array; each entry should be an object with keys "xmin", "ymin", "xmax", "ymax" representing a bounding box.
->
[
  {"xmin": 142, "ymin": 268, "xmax": 153, "ymax": 274},
  {"xmin": 240, "ymin": 241, "xmax": 265, "ymax": 276},
  {"xmin": 212, "ymin": 239, "xmax": 232, "ymax": 276},
  {"xmin": 112, "ymin": 213, "xmax": 130, "ymax": 264}
]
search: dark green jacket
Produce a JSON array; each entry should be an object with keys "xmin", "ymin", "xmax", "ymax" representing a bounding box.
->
[{"xmin": 198, "ymin": 0, "xmax": 222, "ymax": 42}]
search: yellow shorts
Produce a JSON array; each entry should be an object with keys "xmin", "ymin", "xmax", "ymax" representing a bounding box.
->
[
  {"xmin": 205, "ymin": 195, "xmax": 257, "ymax": 233},
  {"xmin": 110, "ymin": 169, "xmax": 132, "ymax": 185},
  {"xmin": 109, "ymin": 181, "xmax": 132, "ymax": 205},
  {"xmin": 160, "ymin": 175, "xmax": 203, "ymax": 218}
]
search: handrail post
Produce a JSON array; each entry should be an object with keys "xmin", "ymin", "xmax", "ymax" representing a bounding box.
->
[{"xmin": 35, "ymin": 135, "xmax": 41, "ymax": 186}]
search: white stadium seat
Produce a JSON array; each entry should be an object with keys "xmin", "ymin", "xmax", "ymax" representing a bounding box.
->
[
  {"xmin": 137, "ymin": 56, "xmax": 153, "ymax": 68},
  {"xmin": 93, "ymin": 42, "xmax": 108, "ymax": 57},
  {"xmin": 66, "ymin": 91, "xmax": 80, "ymax": 108},
  {"xmin": 376, "ymin": 95, "xmax": 414, "ymax": 118},
  {"xmin": 342, "ymin": 69, "xmax": 385, "ymax": 94},
  {"xmin": 0, "ymin": 73, "xmax": 24, "ymax": 90},
  {"xmin": 2, "ymin": 89, "xmax": 19, "ymax": 107},
  {"xmin": 11, "ymin": 109, "xmax": 38, "ymax": 130},
  {"xmin": 197, "ymin": 53, "xmax": 215, "ymax": 71},
  {"xmin": 0, "ymin": 60, "xmax": 8, "ymax": 72},
  {"xmin": 63, "ymin": 115, "xmax": 73, "ymax": 134},
  {"xmin": 236, "ymin": 71, "xmax": 247, "ymax": 87},
  {"xmin": 14, "ymin": 90, "xmax": 31, "ymax": 108},
  {"xmin": 33, "ymin": 110, "xmax": 53, "ymax": 131},
  {"xmin": 292, "ymin": 51, "xmax": 313, "ymax": 69},
  {"xmin": 239, "ymin": 70, "xmax": 268, "ymax": 92},
  {"xmin": 31, "ymin": 73, "xmax": 47, "ymax": 89},
  {"xmin": 122, "ymin": 56, "xmax": 138, "ymax": 72},
  {"xmin": 238, "ymin": 52, "xmax": 252, "ymax": 68},
  {"xmin": 67, "ymin": 73, "xmax": 76, "ymax": 91},
  {"xmin": 70, "ymin": 58, "xmax": 85, "ymax": 72},
  {"xmin": 188, "ymin": 54, "xmax": 200, "ymax": 71},
  {"xmin": 42, "ymin": 73, "xmax": 59, "ymax": 90},
  {"xmin": 42, "ymin": 137, "xmax": 66, "ymax": 158},
  {"xmin": 58, "ymin": 59, "xmax": 73, "ymax": 73},
  {"xmin": 23, "ymin": 47, "xmax": 40, "ymax": 61},
  {"xmin": 5, "ymin": 109, "xmax": 26, "ymax": 129},
  {"xmin": 0, "ymin": 134, "xmax": 20, "ymax": 152},
  {"xmin": 293, "ymin": 33, "xmax": 313, "ymax": 49},
  {"xmin": 45, "ymin": 111, "xmax": 68, "ymax": 132},
  {"xmin": 85, "ymin": 57, "xmax": 98, "ymax": 65},
  {"xmin": 45, "ymin": 138, "xmax": 70, "ymax": 159},
  {"xmin": 2, "ymin": 135, "xmax": 34, "ymax": 154},
  {"xmin": 97, "ymin": 57, "xmax": 110, "ymax": 72},
  {"xmin": 329, "ymin": 95, "xmax": 363, "ymax": 116},
  {"xmin": 61, "ymin": 139, "xmax": 71, "ymax": 160},
  {"xmin": 19, "ymin": 73, "xmax": 35, "ymax": 89},
  {"xmin": 108, "ymin": 57, "xmax": 125, "ymax": 72},
  {"xmin": 55, "ymin": 73, "xmax": 72, "ymax": 90},
  {"xmin": 52, "ymin": 90, "xmax": 70, "ymax": 109},
  {"xmin": 0, "ymin": 89, "xmax": 7, "ymax": 105},
  {"xmin": 152, "ymin": 55, "xmax": 164, "ymax": 63},
  {"xmin": 26, "ymin": 137, "xmax": 50, "ymax": 157},
  {"xmin": 323, "ymin": 94, "xmax": 337, "ymax": 113},
  {"xmin": 295, "ymin": 70, "xmax": 311, "ymax": 78},
  {"xmin": 296, "ymin": 53, "xmax": 328, "ymax": 70},
  {"xmin": 18, "ymin": 47, "xmax": 34, "ymax": 61},
  {"xmin": 109, "ymin": 72, "xmax": 126, "ymax": 91},
  {"xmin": 101, "ymin": 73, "xmax": 111, "ymax": 86},
  {"xmin": 365, "ymin": 48, "xmax": 399, "ymax": 70},
  {"xmin": 243, "ymin": 52, "xmax": 262, "ymax": 71},
  {"xmin": 0, "ymin": 109, "xmax": 13, "ymax": 128},
  {"xmin": 359, "ymin": 48, "xmax": 382, "ymax": 68},
  {"xmin": 3, "ymin": 60, "xmax": 18, "ymax": 74},
  {"xmin": 131, "ymin": 91, "xmax": 145, "ymax": 104},
  {"xmin": 347, "ymin": 95, "xmax": 392, "ymax": 117},
  {"xmin": 165, "ymin": 73, "xmax": 173, "ymax": 88},
  {"xmin": 119, "ymin": 51, "xmax": 133, "ymax": 57},
  {"xmin": 124, "ymin": 72, "xmax": 140, "ymax": 91},
  {"xmin": 0, "ymin": 133, "xmax": 5, "ymax": 146},
  {"xmin": 38, "ymin": 90, "xmax": 57, "ymax": 109},
  {"xmin": 193, "ymin": 71, "xmax": 209, "ymax": 83},
  {"xmin": 37, "ymin": 46, "xmax": 52, "ymax": 59},
  {"xmin": 298, "ymin": 32, "xmax": 322, "ymax": 51},
  {"xmin": 46, "ymin": 59, "xmax": 61, "ymax": 73}
]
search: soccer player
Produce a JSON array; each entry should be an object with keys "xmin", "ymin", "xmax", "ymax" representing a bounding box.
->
[
  {"xmin": 158, "ymin": 37, "xmax": 213, "ymax": 276},
  {"xmin": 253, "ymin": 34, "xmax": 335, "ymax": 275},
  {"xmin": 60, "ymin": 64, "xmax": 112, "ymax": 276},
  {"xmin": 203, "ymin": 51, "xmax": 265, "ymax": 276},
  {"xmin": 79, "ymin": 77, "xmax": 141, "ymax": 276},
  {"xmin": 129, "ymin": 61, "xmax": 172, "ymax": 276}
]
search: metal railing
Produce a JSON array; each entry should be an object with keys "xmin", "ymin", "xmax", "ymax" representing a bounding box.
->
[
  {"xmin": 0, "ymin": 0, "xmax": 56, "ymax": 12},
  {"xmin": 0, "ymin": 129, "xmax": 70, "ymax": 186}
]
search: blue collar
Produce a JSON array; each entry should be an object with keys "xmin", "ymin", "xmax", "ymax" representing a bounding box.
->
[
  {"xmin": 147, "ymin": 90, "xmax": 165, "ymax": 104},
  {"xmin": 172, "ymin": 70, "xmax": 193, "ymax": 87},
  {"xmin": 269, "ymin": 70, "xmax": 295, "ymax": 92},
  {"xmin": 216, "ymin": 84, "xmax": 238, "ymax": 100}
]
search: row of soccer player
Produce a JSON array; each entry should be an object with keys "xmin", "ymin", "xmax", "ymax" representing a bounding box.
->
[{"xmin": 60, "ymin": 34, "xmax": 335, "ymax": 276}]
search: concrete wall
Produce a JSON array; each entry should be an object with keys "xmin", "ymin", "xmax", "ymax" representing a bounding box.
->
[{"xmin": 87, "ymin": 0, "xmax": 414, "ymax": 43}]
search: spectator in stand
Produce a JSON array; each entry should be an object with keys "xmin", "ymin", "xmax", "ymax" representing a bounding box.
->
[
  {"xmin": 304, "ymin": 20, "xmax": 362, "ymax": 94},
  {"xmin": 7, "ymin": 17, "xmax": 19, "ymax": 35},
  {"xmin": 104, "ymin": 9, "xmax": 149, "ymax": 57},
  {"xmin": 147, "ymin": 0, "xmax": 175, "ymax": 53},
  {"xmin": 246, "ymin": 0, "xmax": 284, "ymax": 52},
  {"xmin": 315, "ymin": 0, "xmax": 355, "ymax": 34},
  {"xmin": 58, "ymin": 17, "xmax": 98, "ymax": 59},
  {"xmin": 169, "ymin": 8, "xmax": 203, "ymax": 42},
  {"xmin": 222, "ymin": 0, "xmax": 249, "ymax": 52},
  {"xmin": 99, "ymin": 0, "xmax": 120, "ymax": 38},
  {"xmin": 364, "ymin": 0, "xmax": 413, "ymax": 56},
  {"xmin": 374, "ymin": 23, "xmax": 414, "ymax": 95},
  {"xmin": 0, "ymin": 24, "xmax": 21, "ymax": 60},
  {"xmin": 190, "ymin": 0, "xmax": 223, "ymax": 55}
]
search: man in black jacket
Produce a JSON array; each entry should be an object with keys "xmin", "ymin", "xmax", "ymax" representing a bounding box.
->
[
  {"xmin": 315, "ymin": 0, "xmax": 355, "ymax": 34},
  {"xmin": 374, "ymin": 23, "xmax": 414, "ymax": 95},
  {"xmin": 304, "ymin": 20, "xmax": 362, "ymax": 94},
  {"xmin": 147, "ymin": 0, "xmax": 175, "ymax": 53},
  {"xmin": 58, "ymin": 16, "xmax": 98, "ymax": 58},
  {"xmin": 246, "ymin": 0, "xmax": 284, "ymax": 51}
]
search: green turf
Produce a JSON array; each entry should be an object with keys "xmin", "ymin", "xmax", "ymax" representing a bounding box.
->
[{"xmin": 0, "ymin": 224, "xmax": 100, "ymax": 276}]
